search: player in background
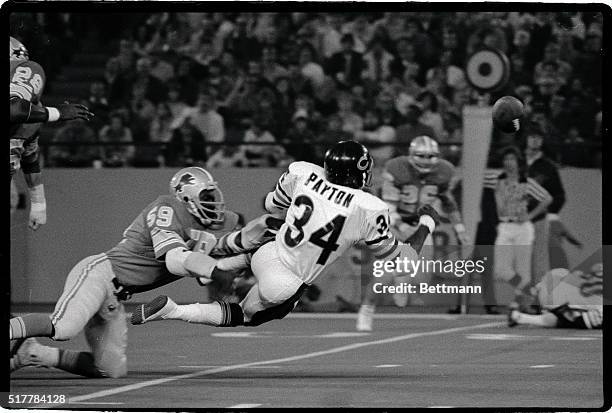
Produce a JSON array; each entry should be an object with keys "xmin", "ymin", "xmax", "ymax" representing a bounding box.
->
[
  {"xmin": 10, "ymin": 36, "xmax": 93, "ymax": 125},
  {"xmin": 130, "ymin": 140, "xmax": 442, "ymax": 330},
  {"xmin": 356, "ymin": 135, "xmax": 469, "ymax": 331},
  {"xmin": 10, "ymin": 167, "xmax": 281, "ymax": 377},
  {"xmin": 508, "ymin": 263, "xmax": 602, "ymax": 329},
  {"xmin": 9, "ymin": 36, "xmax": 95, "ymax": 362}
]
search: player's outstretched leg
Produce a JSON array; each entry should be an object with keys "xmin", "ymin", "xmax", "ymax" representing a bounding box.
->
[
  {"xmin": 131, "ymin": 295, "xmax": 244, "ymax": 327},
  {"xmin": 508, "ymin": 306, "xmax": 557, "ymax": 328}
]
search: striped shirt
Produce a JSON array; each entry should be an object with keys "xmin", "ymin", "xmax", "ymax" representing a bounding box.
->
[{"xmin": 491, "ymin": 172, "xmax": 551, "ymax": 221}]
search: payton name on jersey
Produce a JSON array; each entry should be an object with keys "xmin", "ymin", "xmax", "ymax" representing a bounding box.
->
[{"xmin": 305, "ymin": 172, "xmax": 355, "ymax": 208}]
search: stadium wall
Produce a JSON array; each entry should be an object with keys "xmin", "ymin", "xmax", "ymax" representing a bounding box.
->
[{"xmin": 10, "ymin": 168, "xmax": 602, "ymax": 306}]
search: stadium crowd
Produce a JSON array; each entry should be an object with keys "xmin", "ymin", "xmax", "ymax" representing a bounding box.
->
[{"xmin": 12, "ymin": 12, "xmax": 603, "ymax": 169}]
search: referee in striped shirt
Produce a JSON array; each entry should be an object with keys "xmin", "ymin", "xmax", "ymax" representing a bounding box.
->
[{"xmin": 492, "ymin": 146, "xmax": 552, "ymax": 300}]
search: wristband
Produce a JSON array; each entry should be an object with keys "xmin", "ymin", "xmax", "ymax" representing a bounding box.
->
[
  {"xmin": 29, "ymin": 184, "xmax": 46, "ymax": 204},
  {"xmin": 46, "ymin": 107, "xmax": 60, "ymax": 122},
  {"xmin": 454, "ymin": 223, "xmax": 466, "ymax": 234},
  {"xmin": 30, "ymin": 202, "xmax": 47, "ymax": 213},
  {"xmin": 418, "ymin": 215, "xmax": 435, "ymax": 234}
]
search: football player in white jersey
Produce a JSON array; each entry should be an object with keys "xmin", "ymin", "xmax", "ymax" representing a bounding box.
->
[{"xmin": 131, "ymin": 140, "xmax": 442, "ymax": 329}]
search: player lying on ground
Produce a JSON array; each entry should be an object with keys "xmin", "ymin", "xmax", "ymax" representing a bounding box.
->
[
  {"xmin": 131, "ymin": 140, "xmax": 443, "ymax": 329},
  {"xmin": 508, "ymin": 263, "xmax": 603, "ymax": 329},
  {"xmin": 357, "ymin": 135, "xmax": 469, "ymax": 331},
  {"xmin": 10, "ymin": 167, "xmax": 281, "ymax": 378},
  {"xmin": 9, "ymin": 36, "xmax": 93, "ymax": 125}
]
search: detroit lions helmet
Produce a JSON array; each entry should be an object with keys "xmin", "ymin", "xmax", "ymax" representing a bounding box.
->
[
  {"xmin": 10, "ymin": 36, "xmax": 29, "ymax": 61},
  {"xmin": 169, "ymin": 167, "xmax": 225, "ymax": 226},
  {"xmin": 408, "ymin": 135, "xmax": 440, "ymax": 174}
]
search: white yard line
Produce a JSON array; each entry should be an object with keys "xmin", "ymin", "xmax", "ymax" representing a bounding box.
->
[
  {"xmin": 227, "ymin": 403, "xmax": 262, "ymax": 408},
  {"xmin": 61, "ymin": 321, "xmax": 502, "ymax": 406}
]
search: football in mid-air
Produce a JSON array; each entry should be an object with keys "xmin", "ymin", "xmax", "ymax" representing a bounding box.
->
[{"xmin": 492, "ymin": 95, "xmax": 524, "ymax": 133}]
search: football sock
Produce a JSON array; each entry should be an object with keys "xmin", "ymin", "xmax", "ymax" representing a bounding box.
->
[
  {"xmin": 9, "ymin": 314, "xmax": 53, "ymax": 339},
  {"xmin": 515, "ymin": 312, "xmax": 557, "ymax": 327},
  {"xmin": 168, "ymin": 301, "xmax": 244, "ymax": 327},
  {"xmin": 57, "ymin": 349, "xmax": 101, "ymax": 377}
]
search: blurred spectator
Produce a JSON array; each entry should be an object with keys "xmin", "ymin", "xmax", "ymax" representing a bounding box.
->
[
  {"xmin": 573, "ymin": 32, "xmax": 602, "ymax": 94},
  {"xmin": 206, "ymin": 59, "xmax": 234, "ymax": 98},
  {"xmin": 375, "ymin": 88, "xmax": 404, "ymax": 127},
  {"xmin": 165, "ymin": 121, "xmax": 207, "ymax": 167},
  {"xmin": 316, "ymin": 114, "xmax": 353, "ymax": 162},
  {"xmin": 132, "ymin": 25, "xmax": 154, "ymax": 58},
  {"xmin": 282, "ymin": 110, "xmax": 318, "ymax": 163},
  {"xmin": 49, "ymin": 120, "xmax": 99, "ymax": 167},
  {"xmin": 404, "ymin": 17, "xmax": 438, "ymax": 70},
  {"xmin": 206, "ymin": 147, "xmax": 240, "ymax": 168},
  {"xmin": 317, "ymin": 13, "xmax": 344, "ymax": 58},
  {"xmin": 510, "ymin": 28, "xmax": 537, "ymax": 70},
  {"xmin": 390, "ymin": 38, "xmax": 423, "ymax": 85},
  {"xmin": 298, "ymin": 45, "xmax": 325, "ymax": 90},
  {"xmin": 509, "ymin": 53, "xmax": 533, "ymax": 89},
  {"xmin": 149, "ymin": 52, "xmax": 175, "ymax": 83},
  {"xmin": 336, "ymin": 92, "xmax": 363, "ymax": 135},
  {"xmin": 115, "ymin": 38, "xmax": 136, "ymax": 73},
  {"xmin": 326, "ymin": 33, "xmax": 365, "ymax": 90},
  {"xmin": 355, "ymin": 108, "xmax": 396, "ymax": 164},
  {"xmin": 225, "ymin": 14, "xmax": 262, "ymax": 65},
  {"xmin": 362, "ymin": 37, "xmax": 394, "ymax": 83},
  {"xmin": 98, "ymin": 112, "xmax": 135, "ymax": 167},
  {"xmin": 533, "ymin": 42, "xmax": 572, "ymax": 86},
  {"xmin": 175, "ymin": 57, "xmax": 200, "ymax": 106},
  {"xmin": 260, "ymin": 45, "xmax": 289, "ymax": 84},
  {"xmin": 342, "ymin": 14, "xmax": 375, "ymax": 53},
  {"xmin": 425, "ymin": 48, "xmax": 465, "ymax": 92},
  {"xmin": 150, "ymin": 102, "xmax": 175, "ymax": 144},
  {"xmin": 166, "ymin": 82, "xmax": 189, "ymax": 119},
  {"xmin": 172, "ymin": 90, "xmax": 225, "ymax": 156},
  {"xmin": 417, "ymin": 91, "xmax": 445, "ymax": 139},
  {"xmin": 394, "ymin": 103, "xmax": 436, "ymax": 156},
  {"xmin": 132, "ymin": 56, "xmax": 168, "ymax": 104},
  {"xmin": 86, "ymin": 80, "xmax": 110, "ymax": 132},
  {"xmin": 104, "ymin": 57, "xmax": 130, "ymax": 104},
  {"xmin": 234, "ymin": 116, "xmax": 289, "ymax": 167}
]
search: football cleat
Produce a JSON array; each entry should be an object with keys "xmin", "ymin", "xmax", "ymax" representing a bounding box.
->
[
  {"xmin": 131, "ymin": 295, "xmax": 176, "ymax": 325},
  {"xmin": 356, "ymin": 304, "xmax": 374, "ymax": 332},
  {"xmin": 10, "ymin": 36, "xmax": 29, "ymax": 61},
  {"xmin": 507, "ymin": 303, "xmax": 519, "ymax": 327}
]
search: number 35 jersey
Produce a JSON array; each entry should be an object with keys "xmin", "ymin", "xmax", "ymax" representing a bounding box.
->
[
  {"xmin": 266, "ymin": 162, "xmax": 418, "ymax": 284},
  {"xmin": 381, "ymin": 156, "xmax": 455, "ymax": 221}
]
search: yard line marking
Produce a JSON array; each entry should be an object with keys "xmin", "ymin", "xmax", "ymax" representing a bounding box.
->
[
  {"xmin": 71, "ymin": 402, "xmax": 125, "ymax": 405},
  {"xmin": 179, "ymin": 365, "xmax": 281, "ymax": 369},
  {"xmin": 375, "ymin": 364, "xmax": 402, "ymax": 368},
  {"xmin": 63, "ymin": 321, "xmax": 502, "ymax": 405},
  {"xmin": 227, "ymin": 404, "xmax": 262, "ymax": 408},
  {"xmin": 286, "ymin": 313, "xmax": 502, "ymax": 320},
  {"xmin": 529, "ymin": 365, "xmax": 555, "ymax": 369}
]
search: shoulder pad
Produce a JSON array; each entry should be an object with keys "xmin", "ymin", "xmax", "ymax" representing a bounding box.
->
[
  {"xmin": 355, "ymin": 191, "xmax": 389, "ymax": 214},
  {"xmin": 289, "ymin": 161, "xmax": 324, "ymax": 177},
  {"xmin": 435, "ymin": 159, "xmax": 455, "ymax": 180},
  {"xmin": 384, "ymin": 156, "xmax": 412, "ymax": 182},
  {"xmin": 10, "ymin": 60, "xmax": 46, "ymax": 103}
]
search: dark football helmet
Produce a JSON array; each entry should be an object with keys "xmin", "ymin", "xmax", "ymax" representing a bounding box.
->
[{"xmin": 324, "ymin": 140, "xmax": 373, "ymax": 189}]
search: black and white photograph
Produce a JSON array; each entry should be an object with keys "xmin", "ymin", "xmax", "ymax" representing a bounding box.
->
[{"xmin": 5, "ymin": 2, "xmax": 608, "ymax": 410}]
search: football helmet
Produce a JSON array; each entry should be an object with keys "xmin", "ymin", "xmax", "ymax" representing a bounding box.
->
[
  {"xmin": 408, "ymin": 135, "xmax": 439, "ymax": 174},
  {"xmin": 169, "ymin": 167, "xmax": 225, "ymax": 226},
  {"xmin": 324, "ymin": 140, "xmax": 373, "ymax": 189},
  {"xmin": 10, "ymin": 36, "xmax": 29, "ymax": 61}
]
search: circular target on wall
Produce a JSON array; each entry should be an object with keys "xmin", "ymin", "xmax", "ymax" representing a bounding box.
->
[{"xmin": 465, "ymin": 48, "xmax": 510, "ymax": 93}]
